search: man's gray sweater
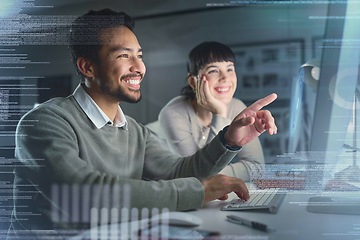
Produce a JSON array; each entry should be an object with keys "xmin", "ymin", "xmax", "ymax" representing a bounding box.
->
[{"xmin": 12, "ymin": 95, "xmax": 239, "ymax": 231}]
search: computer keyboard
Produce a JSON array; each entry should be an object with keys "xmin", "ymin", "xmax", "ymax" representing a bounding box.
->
[{"xmin": 221, "ymin": 188, "xmax": 286, "ymax": 214}]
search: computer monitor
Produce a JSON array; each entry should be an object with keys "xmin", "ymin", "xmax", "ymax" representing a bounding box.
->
[
  {"xmin": 305, "ymin": 0, "xmax": 360, "ymax": 214},
  {"xmin": 309, "ymin": 0, "xmax": 360, "ymax": 180},
  {"xmin": 288, "ymin": 65, "xmax": 305, "ymax": 153},
  {"xmin": 288, "ymin": 59, "xmax": 320, "ymax": 153}
]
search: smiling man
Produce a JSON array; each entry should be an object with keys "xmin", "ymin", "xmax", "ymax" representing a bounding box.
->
[
  {"xmin": 80, "ymin": 27, "xmax": 144, "ymax": 105},
  {"xmin": 9, "ymin": 9, "xmax": 277, "ymax": 238}
]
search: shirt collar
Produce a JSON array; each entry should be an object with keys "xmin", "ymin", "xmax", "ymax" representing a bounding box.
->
[{"xmin": 73, "ymin": 84, "xmax": 128, "ymax": 129}]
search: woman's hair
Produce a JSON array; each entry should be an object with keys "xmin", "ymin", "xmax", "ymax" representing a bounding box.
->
[{"xmin": 181, "ymin": 41, "xmax": 236, "ymax": 99}]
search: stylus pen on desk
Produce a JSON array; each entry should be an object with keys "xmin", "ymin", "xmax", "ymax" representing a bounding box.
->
[{"xmin": 226, "ymin": 215, "xmax": 274, "ymax": 232}]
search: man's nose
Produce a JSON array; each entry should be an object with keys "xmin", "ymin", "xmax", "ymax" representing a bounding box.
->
[{"xmin": 130, "ymin": 58, "xmax": 145, "ymax": 73}]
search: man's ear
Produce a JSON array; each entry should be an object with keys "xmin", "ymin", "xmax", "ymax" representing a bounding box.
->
[{"xmin": 76, "ymin": 57, "xmax": 95, "ymax": 78}]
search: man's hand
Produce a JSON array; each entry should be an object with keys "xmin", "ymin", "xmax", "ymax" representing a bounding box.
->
[
  {"xmin": 201, "ymin": 174, "xmax": 250, "ymax": 204},
  {"xmin": 224, "ymin": 93, "xmax": 278, "ymax": 147}
]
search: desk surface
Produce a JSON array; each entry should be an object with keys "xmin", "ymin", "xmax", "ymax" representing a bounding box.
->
[
  {"xmin": 190, "ymin": 190, "xmax": 360, "ymax": 240},
  {"xmin": 71, "ymin": 187, "xmax": 360, "ymax": 240}
]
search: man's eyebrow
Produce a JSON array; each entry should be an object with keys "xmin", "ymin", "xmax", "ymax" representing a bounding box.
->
[{"xmin": 109, "ymin": 46, "xmax": 142, "ymax": 53}]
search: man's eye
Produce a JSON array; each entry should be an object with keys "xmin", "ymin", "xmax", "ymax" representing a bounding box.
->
[
  {"xmin": 117, "ymin": 54, "xmax": 129, "ymax": 59},
  {"xmin": 138, "ymin": 54, "xmax": 143, "ymax": 60},
  {"xmin": 228, "ymin": 68, "xmax": 234, "ymax": 72}
]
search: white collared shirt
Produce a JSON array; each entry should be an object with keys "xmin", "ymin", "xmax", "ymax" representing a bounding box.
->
[{"xmin": 73, "ymin": 84, "xmax": 128, "ymax": 129}]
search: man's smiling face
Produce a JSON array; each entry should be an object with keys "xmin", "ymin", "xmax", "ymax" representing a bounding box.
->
[{"xmin": 91, "ymin": 26, "xmax": 146, "ymax": 103}]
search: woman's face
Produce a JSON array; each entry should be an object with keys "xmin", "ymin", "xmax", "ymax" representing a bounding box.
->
[{"xmin": 198, "ymin": 61, "xmax": 237, "ymax": 104}]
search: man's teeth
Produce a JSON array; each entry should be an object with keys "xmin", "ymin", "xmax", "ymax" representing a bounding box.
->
[{"xmin": 125, "ymin": 79, "xmax": 141, "ymax": 85}]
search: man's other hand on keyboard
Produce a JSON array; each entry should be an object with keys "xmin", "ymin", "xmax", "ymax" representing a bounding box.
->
[{"xmin": 201, "ymin": 174, "xmax": 250, "ymax": 204}]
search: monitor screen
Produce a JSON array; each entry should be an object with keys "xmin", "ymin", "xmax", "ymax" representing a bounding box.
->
[
  {"xmin": 307, "ymin": 0, "xmax": 360, "ymax": 190},
  {"xmin": 288, "ymin": 59, "xmax": 320, "ymax": 153},
  {"xmin": 277, "ymin": 0, "xmax": 360, "ymax": 193}
]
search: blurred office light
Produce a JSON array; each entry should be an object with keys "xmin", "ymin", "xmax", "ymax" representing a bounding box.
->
[
  {"xmin": 301, "ymin": 59, "xmax": 320, "ymax": 92},
  {"xmin": 0, "ymin": 0, "xmax": 23, "ymax": 17}
]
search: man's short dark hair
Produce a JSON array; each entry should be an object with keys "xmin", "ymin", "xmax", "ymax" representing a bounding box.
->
[{"xmin": 68, "ymin": 9, "xmax": 135, "ymax": 79}]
